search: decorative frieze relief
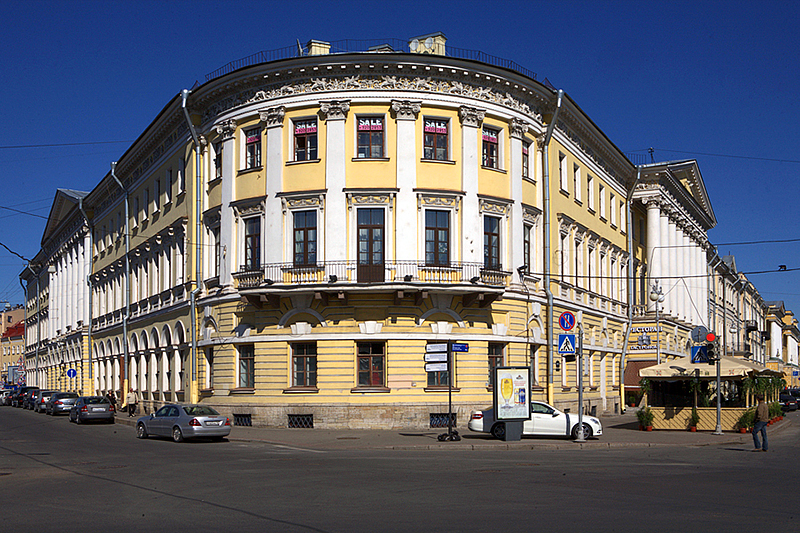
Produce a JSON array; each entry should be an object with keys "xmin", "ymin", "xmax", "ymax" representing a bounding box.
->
[
  {"xmin": 510, "ymin": 118, "xmax": 530, "ymax": 139},
  {"xmin": 214, "ymin": 119, "xmax": 237, "ymax": 140},
  {"xmin": 479, "ymin": 198, "xmax": 510, "ymax": 216},
  {"xmin": 459, "ymin": 105, "xmax": 485, "ymax": 127},
  {"xmin": 258, "ymin": 106, "xmax": 285, "ymax": 128},
  {"xmin": 417, "ymin": 194, "xmax": 461, "ymax": 212},
  {"xmin": 282, "ymin": 195, "xmax": 323, "ymax": 214},
  {"xmin": 346, "ymin": 193, "xmax": 393, "ymax": 211}
]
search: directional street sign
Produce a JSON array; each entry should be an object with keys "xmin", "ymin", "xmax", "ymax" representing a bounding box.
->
[
  {"xmin": 426, "ymin": 343, "xmax": 448, "ymax": 353},
  {"xmin": 424, "ymin": 352, "xmax": 448, "ymax": 363},
  {"xmin": 425, "ymin": 362, "xmax": 448, "ymax": 372},
  {"xmin": 559, "ymin": 311, "xmax": 576, "ymax": 331},
  {"xmin": 558, "ymin": 334, "xmax": 576, "ymax": 354}
]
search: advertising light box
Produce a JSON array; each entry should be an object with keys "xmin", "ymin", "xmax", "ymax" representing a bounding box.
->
[{"xmin": 493, "ymin": 366, "xmax": 531, "ymax": 421}]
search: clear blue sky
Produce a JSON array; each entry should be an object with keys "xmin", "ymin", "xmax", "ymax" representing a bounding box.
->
[{"xmin": 1, "ymin": 0, "xmax": 798, "ymax": 322}]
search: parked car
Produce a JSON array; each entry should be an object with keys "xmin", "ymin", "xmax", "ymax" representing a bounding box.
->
[
  {"xmin": 136, "ymin": 404, "xmax": 231, "ymax": 442},
  {"xmin": 32, "ymin": 390, "xmax": 58, "ymax": 413},
  {"xmin": 22, "ymin": 388, "xmax": 41, "ymax": 410},
  {"xmin": 46, "ymin": 392, "xmax": 79, "ymax": 415},
  {"xmin": 11, "ymin": 386, "xmax": 38, "ymax": 408},
  {"xmin": 787, "ymin": 388, "xmax": 800, "ymax": 406},
  {"xmin": 468, "ymin": 400, "xmax": 603, "ymax": 440},
  {"xmin": 0, "ymin": 390, "xmax": 13, "ymax": 405},
  {"xmin": 69, "ymin": 396, "xmax": 115, "ymax": 424},
  {"xmin": 779, "ymin": 392, "xmax": 798, "ymax": 411}
]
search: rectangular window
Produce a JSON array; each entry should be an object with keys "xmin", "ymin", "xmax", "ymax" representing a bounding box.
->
[
  {"xmin": 523, "ymin": 224, "xmax": 531, "ymax": 274},
  {"xmin": 244, "ymin": 217, "xmax": 260, "ymax": 270},
  {"xmin": 425, "ymin": 210, "xmax": 449, "ymax": 266},
  {"xmin": 212, "ymin": 226, "xmax": 220, "ymax": 277},
  {"xmin": 483, "ymin": 216, "xmax": 501, "ymax": 270},
  {"xmin": 292, "ymin": 342, "xmax": 317, "ymax": 387},
  {"xmin": 205, "ymin": 347, "xmax": 214, "ymax": 389},
  {"xmin": 357, "ymin": 117, "xmax": 384, "ymax": 158},
  {"xmin": 178, "ymin": 159, "xmax": 186, "ymax": 193},
  {"xmin": 559, "ymin": 152, "xmax": 568, "ymax": 191},
  {"xmin": 587, "ymin": 175, "xmax": 595, "ymax": 211},
  {"xmin": 154, "ymin": 179, "xmax": 161, "ymax": 212},
  {"xmin": 482, "ymin": 127, "xmax": 499, "ymax": 168},
  {"xmin": 424, "ymin": 118, "xmax": 449, "ymax": 161},
  {"xmin": 133, "ymin": 196, "xmax": 140, "ymax": 227},
  {"xmin": 143, "ymin": 188, "xmax": 149, "ymax": 219},
  {"xmin": 245, "ymin": 128, "xmax": 261, "ymax": 169},
  {"xmin": 294, "ymin": 119, "xmax": 318, "ymax": 161},
  {"xmin": 573, "ymin": 164, "xmax": 582, "ymax": 202},
  {"xmin": 238, "ymin": 344, "xmax": 255, "ymax": 389},
  {"xmin": 293, "ymin": 211, "xmax": 317, "ymax": 266},
  {"xmin": 599, "ymin": 184, "xmax": 606, "ymax": 220},
  {"xmin": 166, "ymin": 169, "xmax": 173, "ymax": 203},
  {"xmin": 610, "ymin": 193, "xmax": 616, "ymax": 226},
  {"xmin": 488, "ymin": 343, "xmax": 504, "ymax": 388},
  {"xmin": 620, "ymin": 200, "xmax": 626, "ymax": 233},
  {"xmin": 357, "ymin": 342, "xmax": 385, "ymax": 387},
  {"xmin": 522, "ymin": 141, "xmax": 530, "ymax": 179},
  {"xmin": 214, "ymin": 142, "xmax": 223, "ymax": 180}
]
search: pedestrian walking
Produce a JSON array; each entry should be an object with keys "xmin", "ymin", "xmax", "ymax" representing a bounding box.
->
[
  {"xmin": 107, "ymin": 390, "xmax": 117, "ymax": 412},
  {"xmin": 126, "ymin": 388, "xmax": 138, "ymax": 417},
  {"xmin": 752, "ymin": 394, "xmax": 769, "ymax": 452}
]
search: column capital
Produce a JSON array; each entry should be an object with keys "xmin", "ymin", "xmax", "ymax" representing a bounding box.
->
[
  {"xmin": 510, "ymin": 118, "xmax": 530, "ymax": 140},
  {"xmin": 259, "ymin": 106, "xmax": 285, "ymax": 128},
  {"xmin": 391, "ymin": 100, "xmax": 421, "ymax": 121},
  {"xmin": 214, "ymin": 119, "xmax": 237, "ymax": 141},
  {"xmin": 320, "ymin": 100, "xmax": 350, "ymax": 121},
  {"xmin": 459, "ymin": 106, "xmax": 485, "ymax": 128}
]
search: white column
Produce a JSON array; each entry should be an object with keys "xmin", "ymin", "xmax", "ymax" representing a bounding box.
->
[
  {"xmin": 392, "ymin": 100, "xmax": 421, "ymax": 266},
  {"xmin": 679, "ymin": 231, "xmax": 689, "ymax": 322},
  {"xmin": 261, "ymin": 106, "xmax": 285, "ymax": 265},
  {"xmin": 510, "ymin": 119, "xmax": 528, "ymax": 276},
  {"xmin": 215, "ymin": 120, "xmax": 237, "ymax": 288},
  {"xmin": 645, "ymin": 199, "xmax": 661, "ymax": 312},
  {"xmin": 320, "ymin": 100, "xmax": 350, "ymax": 263},
  {"xmin": 659, "ymin": 207, "xmax": 670, "ymax": 310},
  {"xmin": 459, "ymin": 106, "xmax": 485, "ymax": 265},
  {"xmin": 666, "ymin": 216, "xmax": 678, "ymax": 316}
]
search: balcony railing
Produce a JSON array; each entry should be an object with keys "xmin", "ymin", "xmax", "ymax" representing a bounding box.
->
[{"xmin": 233, "ymin": 261, "xmax": 511, "ymax": 289}]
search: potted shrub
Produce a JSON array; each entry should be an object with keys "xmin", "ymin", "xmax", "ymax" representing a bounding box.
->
[
  {"xmin": 737, "ymin": 408, "xmax": 755, "ymax": 433},
  {"xmin": 688, "ymin": 407, "xmax": 700, "ymax": 432},
  {"xmin": 636, "ymin": 406, "xmax": 654, "ymax": 431}
]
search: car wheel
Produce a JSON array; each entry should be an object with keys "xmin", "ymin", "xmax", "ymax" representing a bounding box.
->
[
  {"xmin": 572, "ymin": 423, "xmax": 592, "ymax": 440},
  {"xmin": 172, "ymin": 426, "xmax": 184, "ymax": 443},
  {"xmin": 136, "ymin": 423, "xmax": 148, "ymax": 439},
  {"xmin": 491, "ymin": 423, "xmax": 506, "ymax": 439},
  {"xmin": 76, "ymin": 414, "xmax": 82, "ymax": 425}
]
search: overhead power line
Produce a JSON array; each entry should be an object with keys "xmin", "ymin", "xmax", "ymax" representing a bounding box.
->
[
  {"xmin": 0, "ymin": 140, "xmax": 134, "ymax": 150},
  {"xmin": 628, "ymin": 147, "xmax": 800, "ymax": 165}
]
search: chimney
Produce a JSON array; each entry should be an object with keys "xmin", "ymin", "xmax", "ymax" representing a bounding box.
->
[
  {"xmin": 408, "ymin": 32, "xmax": 447, "ymax": 56},
  {"xmin": 306, "ymin": 40, "xmax": 331, "ymax": 56}
]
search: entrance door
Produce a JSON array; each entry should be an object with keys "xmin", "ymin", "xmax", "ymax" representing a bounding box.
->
[{"xmin": 357, "ymin": 208, "xmax": 384, "ymax": 283}]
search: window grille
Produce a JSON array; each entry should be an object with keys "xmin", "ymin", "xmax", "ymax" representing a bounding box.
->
[
  {"xmin": 429, "ymin": 412, "xmax": 457, "ymax": 429},
  {"xmin": 233, "ymin": 413, "xmax": 252, "ymax": 427},
  {"xmin": 288, "ymin": 414, "xmax": 314, "ymax": 428}
]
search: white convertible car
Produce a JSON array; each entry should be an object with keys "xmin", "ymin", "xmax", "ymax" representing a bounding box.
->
[{"xmin": 468, "ymin": 400, "xmax": 603, "ymax": 440}]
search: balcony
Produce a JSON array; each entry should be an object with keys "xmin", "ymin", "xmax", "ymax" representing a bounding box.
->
[{"xmin": 232, "ymin": 260, "xmax": 510, "ymax": 307}]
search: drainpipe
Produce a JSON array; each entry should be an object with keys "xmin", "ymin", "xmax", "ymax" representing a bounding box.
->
[
  {"xmin": 110, "ymin": 162, "xmax": 131, "ymax": 398},
  {"xmin": 77, "ymin": 198, "xmax": 93, "ymax": 394},
  {"xmin": 181, "ymin": 89, "xmax": 202, "ymax": 404},
  {"xmin": 542, "ymin": 89, "xmax": 563, "ymax": 406},
  {"xmin": 21, "ymin": 265, "xmax": 40, "ymax": 388},
  {"xmin": 619, "ymin": 166, "xmax": 643, "ymax": 412}
]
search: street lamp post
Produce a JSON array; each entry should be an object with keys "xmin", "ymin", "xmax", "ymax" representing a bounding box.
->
[{"xmin": 649, "ymin": 282, "xmax": 665, "ymax": 365}]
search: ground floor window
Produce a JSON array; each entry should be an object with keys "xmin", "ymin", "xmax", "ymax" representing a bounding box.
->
[
  {"xmin": 488, "ymin": 343, "xmax": 504, "ymax": 389},
  {"xmin": 357, "ymin": 342, "xmax": 385, "ymax": 387},
  {"xmin": 238, "ymin": 344, "xmax": 254, "ymax": 388},
  {"xmin": 292, "ymin": 342, "xmax": 317, "ymax": 387}
]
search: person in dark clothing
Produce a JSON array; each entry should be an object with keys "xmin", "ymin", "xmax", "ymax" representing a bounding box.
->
[{"xmin": 752, "ymin": 394, "xmax": 769, "ymax": 452}]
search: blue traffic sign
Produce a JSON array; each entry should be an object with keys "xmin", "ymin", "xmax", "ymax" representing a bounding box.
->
[
  {"xmin": 559, "ymin": 311, "xmax": 575, "ymax": 331},
  {"xmin": 67, "ymin": 368, "xmax": 77, "ymax": 378},
  {"xmin": 558, "ymin": 334, "xmax": 576, "ymax": 354},
  {"xmin": 691, "ymin": 345, "xmax": 708, "ymax": 363},
  {"xmin": 451, "ymin": 343, "xmax": 469, "ymax": 352}
]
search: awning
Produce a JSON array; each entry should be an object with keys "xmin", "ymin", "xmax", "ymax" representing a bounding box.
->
[{"xmin": 639, "ymin": 355, "xmax": 782, "ymax": 380}]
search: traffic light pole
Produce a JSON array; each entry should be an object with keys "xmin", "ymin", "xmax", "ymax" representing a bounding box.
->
[{"xmin": 713, "ymin": 354, "xmax": 722, "ymax": 434}]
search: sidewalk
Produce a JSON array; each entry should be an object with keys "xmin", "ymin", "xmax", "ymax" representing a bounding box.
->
[{"xmin": 114, "ymin": 410, "xmax": 793, "ymax": 451}]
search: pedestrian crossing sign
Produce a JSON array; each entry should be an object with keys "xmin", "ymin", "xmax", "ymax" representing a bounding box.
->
[{"xmin": 558, "ymin": 334, "xmax": 576, "ymax": 355}]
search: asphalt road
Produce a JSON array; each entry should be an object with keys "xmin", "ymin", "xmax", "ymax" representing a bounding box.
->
[{"xmin": 1, "ymin": 406, "xmax": 796, "ymax": 532}]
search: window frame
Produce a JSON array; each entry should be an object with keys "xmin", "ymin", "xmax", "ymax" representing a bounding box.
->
[
  {"xmin": 356, "ymin": 115, "xmax": 385, "ymax": 159},
  {"xmin": 423, "ymin": 117, "xmax": 450, "ymax": 161},
  {"xmin": 483, "ymin": 215, "xmax": 501, "ymax": 271},
  {"xmin": 293, "ymin": 118, "xmax": 318, "ymax": 162},
  {"xmin": 293, "ymin": 210, "xmax": 318, "ymax": 267},
  {"xmin": 243, "ymin": 216, "xmax": 261, "ymax": 271},
  {"xmin": 482, "ymin": 126, "xmax": 500, "ymax": 169},
  {"xmin": 356, "ymin": 342, "xmax": 386, "ymax": 389},
  {"xmin": 522, "ymin": 140, "xmax": 531, "ymax": 179},
  {"xmin": 488, "ymin": 343, "xmax": 505, "ymax": 389},
  {"xmin": 244, "ymin": 127, "xmax": 262, "ymax": 170},
  {"xmin": 425, "ymin": 209, "xmax": 450, "ymax": 267},
  {"xmin": 292, "ymin": 342, "xmax": 317, "ymax": 389},
  {"xmin": 237, "ymin": 344, "xmax": 255, "ymax": 389}
]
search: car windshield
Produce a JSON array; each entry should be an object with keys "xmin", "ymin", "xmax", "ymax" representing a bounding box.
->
[
  {"xmin": 183, "ymin": 406, "xmax": 219, "ymax": 416},
  {"xmin": 85, "ymin": 397, "xmax": 109, "ymax": 405},
  {"xmin": 58, "ymin": 393, "xmax": 78, "ymax": 399}
]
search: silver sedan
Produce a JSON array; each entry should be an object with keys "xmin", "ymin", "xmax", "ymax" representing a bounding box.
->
[{"xmin": 136, "ymin": 404, "xmax": 231, "ymax": 442}]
